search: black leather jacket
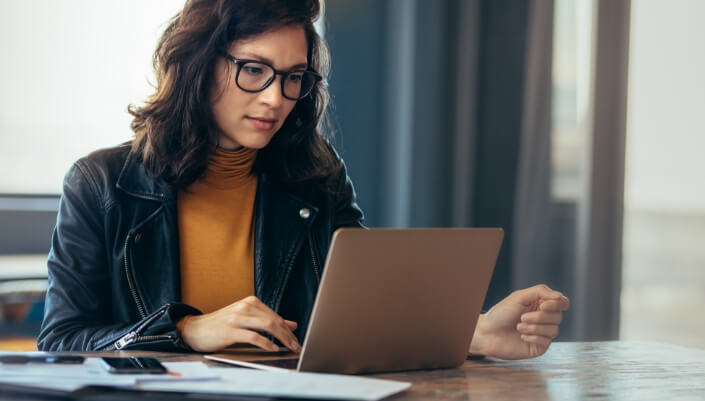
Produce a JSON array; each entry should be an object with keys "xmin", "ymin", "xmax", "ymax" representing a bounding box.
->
[{"xmin": 37, "ymin": 143, "xmax": 364, "ymax": 352}]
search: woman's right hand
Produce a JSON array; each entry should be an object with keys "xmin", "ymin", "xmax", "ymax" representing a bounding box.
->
[{"xmin": 177, "ymin": 295, "xmax": 301, "ymax": 353}]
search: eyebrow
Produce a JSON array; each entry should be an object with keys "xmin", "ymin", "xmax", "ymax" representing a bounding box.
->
[{"xmin": 234, "ymin": 52, "xmax": 308, "ymax": 71}]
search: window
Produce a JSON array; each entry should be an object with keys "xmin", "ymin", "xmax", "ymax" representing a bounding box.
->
[
  {"xmin": 550, "ymin": 0, "xmax": 594, "ymax": 202},
  {"xmin": 0, "ymin": 1, "xmax": 185, "ymax": 194},
  {"xmin": 621, "ymin": 0, "xmax": 705, "ymax": 348}
]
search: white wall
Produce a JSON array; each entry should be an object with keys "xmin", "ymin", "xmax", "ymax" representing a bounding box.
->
[
  {"xmin": 0, "ymin": 1, "xmax": 185, "ymax": 194},
  {"xmin": 626, "ymin": 0, "xmax": 705, "ymax": 213}
]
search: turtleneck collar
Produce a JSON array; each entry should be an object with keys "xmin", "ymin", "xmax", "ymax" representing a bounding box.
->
[{"xmin": 200, "ymin": 146, "xmax": 258, "ymax": 189}]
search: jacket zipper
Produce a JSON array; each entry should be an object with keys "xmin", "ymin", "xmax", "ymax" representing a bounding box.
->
[
  {"xmin": 123, "ymin": 204, "xmax": 166, "ymax": 319},
  {"xmin": 308, "ymin": 232, "xmax": 321, "ymax": 282},
  {"xmin": 112, "ymin": 334, "xmax": 173, "ymax": 351},
  {"xmin": 124, "ymin": 231, "xmax": 147, "ymax": 319},
  {"xmin": 102, "ymin": 306, "xmax": 173, "ymax": 351}
]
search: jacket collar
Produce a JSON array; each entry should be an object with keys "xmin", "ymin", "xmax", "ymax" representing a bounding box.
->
[
  {"xmin": 115, "ymin": 151, "xmax": 176, "ymax": 203},
  {"xmin": 114, "ymin": 150, "xmax": 319, "ymax": 212}
]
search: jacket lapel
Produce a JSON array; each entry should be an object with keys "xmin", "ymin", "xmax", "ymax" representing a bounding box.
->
[
  {"xmin": 254, "ymin": 175, "xmax": 318, "ymax": 312},
  {"xmin": 117, "ymin": 152, "xmax": 320, "ymax": 314},
  {"xmin": 116, "ymin": 153, "xmax": 180, "ymax": 314}
]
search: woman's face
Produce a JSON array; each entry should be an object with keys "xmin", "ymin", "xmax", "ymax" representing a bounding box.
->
[{"xmin": 210, "ymin": 24, "xmax": 308, "ymax": 150}]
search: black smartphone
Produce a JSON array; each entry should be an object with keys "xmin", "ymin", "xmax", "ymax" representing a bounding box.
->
[
  {"xmin": 99, "ymin": 357, "xmax": 167, "ymax": 374},
  {"xmin": 0, "ymin": 355, "xmax": 85, "ymax": 364}
]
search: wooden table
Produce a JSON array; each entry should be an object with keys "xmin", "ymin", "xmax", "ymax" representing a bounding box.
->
[
  {"xmin": 2, "ymin": 341, "xmax": 704, "ymax": 400},
  {"xmin": 378, "ymin": 341, "xmax": 705, "ymax": 400}
]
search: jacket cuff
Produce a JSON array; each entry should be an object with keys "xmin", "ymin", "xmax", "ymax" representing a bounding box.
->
[
  {"xmin": 99, "ymin": 303, "xmax": 202, "ymax": 352},
  {"xmin": 165, "ymin": 303, "xmax": 203, "ymax": 327},
  {"xmin": 150, "ymin": 303, "xmax": 202, "ymax": 351}
]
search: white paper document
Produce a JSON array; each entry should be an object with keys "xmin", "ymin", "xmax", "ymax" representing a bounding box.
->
[
  {"xmin": 0, "ymin": 357, "xmax": 219, "ymax": 391},
  {"xmin": 0, "ymin": 355, "xmax": 410, "ymax": 400},
  {"xmin": 141, "ymin": 365, "xmax": 411, "ymax": 401}
]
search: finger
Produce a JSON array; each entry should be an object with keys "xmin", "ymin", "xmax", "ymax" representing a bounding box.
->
[
  {"xmin": 517, "ymin": 284, "xmax": 564, "ymax": 306},
  {"xmin": 249, "ymin": 316, "xmax": 301, "ymax": 352},
  {"xmin": 244, "ymin": 306, "xmax": 301, "ymax": 352},
  {"xmin": 521, "ymin": 311, "xmax": 563, "ymax": 325},
  {"xmin": 241, "ymin": 297, "xmax": 296, "ymax": 327},
  {"xmin": 539, "ymin": 297, "xmax": 570, "ymax": 312},
  {"xmin": 233, "ymin": 298, "xmax": 299, "ymax": 342},
  {"xmin": 517, "ymin": 323, "xmax": 559, "ymax": 339},
  {"xmin": 230, "ymin": 329, "xmax": 279, "ymax": 352},
  {"xmin": 520, "ymin": 334, "xmax": 552, "ymax": 348},
  {"xmin": 237, "ymin": 316, "xmax": 301, "ymax": 352}
]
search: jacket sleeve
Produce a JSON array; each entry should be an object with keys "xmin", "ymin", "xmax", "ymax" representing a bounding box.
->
[
  {"xmin": 331, "ymin": 158, "xmax": 365, "ymax": 230},
  {"xmin": 36, "ymin": 161, "xmax": 200, "ymax": 352}
]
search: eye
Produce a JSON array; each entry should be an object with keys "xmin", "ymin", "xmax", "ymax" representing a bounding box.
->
[
  {"xmin": 287, "ymin": 73, "xmax": 304, "ymax": 83},
  {"xmin": 242, "ymin": 64, "xmax": 265, "ymax": 75}
]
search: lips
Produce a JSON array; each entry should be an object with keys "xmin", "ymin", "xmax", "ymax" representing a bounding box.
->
[{"xmin": 246, "ymin": 116, "xmax": 276, "ymax": 131}]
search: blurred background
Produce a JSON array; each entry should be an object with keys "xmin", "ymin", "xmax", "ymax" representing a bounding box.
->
[{"xmin": 0, "ymin": 0, "xmax": 703, "ymax": 350}]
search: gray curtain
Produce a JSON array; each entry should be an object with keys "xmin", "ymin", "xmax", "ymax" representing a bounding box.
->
[
  {"xmin": 511, "ymin": 0, "xmax": 555, "ymax": 292},
  {"xmin": 510, "ymin": 0, "xmax": 631, "ymax": 340},
  {"xmin": 318, "ymin": 0, "xmax": 632, "ymax": 340}
]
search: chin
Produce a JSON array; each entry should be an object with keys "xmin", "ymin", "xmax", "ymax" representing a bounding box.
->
[
  {"xmin": 219, "ymin": 129, "xmax": 276, "ymax": 150},
  {"xmin": 238, "ymin": 132, "xmax": 276, "ymax": 150}
]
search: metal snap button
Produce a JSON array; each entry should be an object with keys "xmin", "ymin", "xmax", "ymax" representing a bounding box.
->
[{"xmin": 299, "ymin": 208, "xmax": 310, "ymax": 219}]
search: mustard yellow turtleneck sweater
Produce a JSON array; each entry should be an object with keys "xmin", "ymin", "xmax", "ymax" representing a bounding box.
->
[{"xmin": 178, "ymin": 147, "xmax": 258, "ymax": 314}]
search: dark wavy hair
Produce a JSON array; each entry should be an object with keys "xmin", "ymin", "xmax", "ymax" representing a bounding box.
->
[{"xmin": 129, "ymin": 0, "xmax": 339, "ymax": 190}]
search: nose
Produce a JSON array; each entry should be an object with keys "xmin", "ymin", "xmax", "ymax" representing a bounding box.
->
[{"xmin": 258, "ymin": 75, "xmax": 285, "ymax": 107}]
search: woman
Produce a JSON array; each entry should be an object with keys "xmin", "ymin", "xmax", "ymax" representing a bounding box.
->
[{"xmin": 37, "ymin": 0, "xmax": 569, "ymax": 359}]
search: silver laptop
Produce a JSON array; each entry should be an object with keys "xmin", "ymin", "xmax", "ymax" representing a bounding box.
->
[{"xmin": 207, "ymin": 228, "xmax": 503, "ymax": 374}]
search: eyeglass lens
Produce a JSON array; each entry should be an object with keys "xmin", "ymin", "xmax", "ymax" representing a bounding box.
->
[{"xmin": 237, "ymin": 62, "xmax": 316, "ymax": 100}]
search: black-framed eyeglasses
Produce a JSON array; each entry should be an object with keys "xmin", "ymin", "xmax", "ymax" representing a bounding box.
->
[{"xmin": 220, "ymin": 53, "xmax": 322, "ymax": 101}]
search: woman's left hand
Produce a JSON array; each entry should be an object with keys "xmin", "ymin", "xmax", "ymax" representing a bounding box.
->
[{"xmin": 469, "ymin": 284, "xmax": 570, "ymax": 360}]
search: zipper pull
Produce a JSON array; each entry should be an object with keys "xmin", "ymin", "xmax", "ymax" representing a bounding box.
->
[{"xmin": 114, "ymin": 331, "xmax": 138, "ymax": 350}]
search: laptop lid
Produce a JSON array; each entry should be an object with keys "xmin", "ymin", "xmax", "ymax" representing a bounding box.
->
[{"xmin": 297, "ymin": 228, "xmax": 503, "ymax": 374}]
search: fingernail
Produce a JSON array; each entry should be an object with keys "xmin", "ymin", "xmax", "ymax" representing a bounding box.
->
[{"xmin": 292, "ymin": 341, "xmax": 301, "ymax": 352}]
